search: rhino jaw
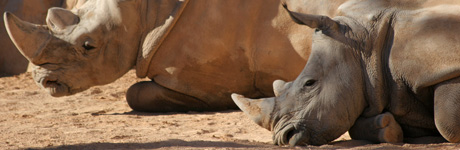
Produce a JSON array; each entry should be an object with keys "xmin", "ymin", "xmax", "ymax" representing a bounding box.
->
[
  {"xmin": 4, "ymin": 12, "xmax": 51, "ymax": 62},
  {"xmin": 231, "ymin": 93, "xmax": 275, "ymax": 130}
]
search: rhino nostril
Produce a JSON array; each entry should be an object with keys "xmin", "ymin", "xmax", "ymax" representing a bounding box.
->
[
  {"xmin": 43, "ymin": 78, "xmax": 60, "ymax": 88},
  {"xmin": 286, "ymin": 128, "xmax": 308, "ymax": 146},
  {"xmin": 47, "ymin": 80, "xmax": 59, "ymax": 86},
  {"xmin": 285, "ymin": 129, "xmax": 296, "ymax": 144}
]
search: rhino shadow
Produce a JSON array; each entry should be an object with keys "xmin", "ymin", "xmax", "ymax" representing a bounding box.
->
[
  {"xmin": 94, "ymin": 110, "xmax": 240, "ymax": 116},
  {"xmin": 25, "ymin": 139, "xmax": 270, "ymax": 150},
  {"xmin": 25, "ymin": 138, "xmax": 451, "ymax": 150}
]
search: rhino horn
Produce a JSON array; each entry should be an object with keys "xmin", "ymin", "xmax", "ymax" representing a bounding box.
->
[
  {"xmin": 282, "ymin": 3, "xmax": 339, "ymax": 31},
  {"xmin": 231, "ymin": 93, "xmax": 275, "ymax": 130},
  {"xmin": 46, "ymin": 8, "xmax": 79, "ymax": 31},
  {"xmin": 273, "ymin": 80, "xmax": 292, "ymax": 97},
  {"xmin": 4, "ymin": 12, "xmax": 51, "ymax": 61}
]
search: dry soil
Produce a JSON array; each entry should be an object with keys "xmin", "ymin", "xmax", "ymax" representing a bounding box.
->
[{"xmin": 1, "ymin": 70, "xmax": 459, "ymax": 150}]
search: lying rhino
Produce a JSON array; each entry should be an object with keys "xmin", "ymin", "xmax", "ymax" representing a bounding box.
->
[
  {"xmin": 233, "ymin": 0, "xmax": 460, "ymax": 146},
  {"xmin": 4, "ymin": 0, "xmax": 347, "ymax": 112}
]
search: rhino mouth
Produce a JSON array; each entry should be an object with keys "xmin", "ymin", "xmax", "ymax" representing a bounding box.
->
[
  {"xmin": 41, "ymin": 78, "xmax": 70, "ymax": 97},
  {"xmin": 274, "ymin": 123, "xmax": 297, "ymax": 145},
  {"xmin": 274, "ymin": 123, "xmax": 308, "ymax": 146},
  {"xmin": 273, "ymin": 119, "xmax": 332, "ymax": 146}
]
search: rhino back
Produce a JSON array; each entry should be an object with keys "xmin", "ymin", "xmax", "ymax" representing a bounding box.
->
[
  {"xmin": 390, "ymin": 5, "xmax": 460, "ymax": 92},
  {"xmin": 144, "ymin": 0, "xmax": 344, "ymax": 107}
]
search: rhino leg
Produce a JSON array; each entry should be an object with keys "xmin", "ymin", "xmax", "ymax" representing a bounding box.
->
[
  {"xmin": 126, "ymin": 81, "xmax": 210, "ymax": 112},
  {"xmin": 434, "ymin": 78, "xmax": 460, "ymax": 143},
  {"xmin": 349, "ymin": 112, "xmax": 403, "ymax": 143}
]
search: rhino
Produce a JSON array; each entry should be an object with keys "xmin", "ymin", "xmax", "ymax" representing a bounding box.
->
[
  {"xmin": 232, "ymin": 0, "xmax": 460, "ymax": 146},
  {"xmin": 4, "ymin": 0, "xmax": 348, "ymax": 112}
]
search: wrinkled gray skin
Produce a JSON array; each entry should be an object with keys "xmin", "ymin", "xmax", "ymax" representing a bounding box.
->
[{"xmin": 233, "ymin": 0, "xmax": 460, "ymax": 146}]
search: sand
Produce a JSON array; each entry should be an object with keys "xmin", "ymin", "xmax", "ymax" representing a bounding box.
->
[{"xmin": 1, "ymin": 70, "xmax": 459, "ymax": 150}]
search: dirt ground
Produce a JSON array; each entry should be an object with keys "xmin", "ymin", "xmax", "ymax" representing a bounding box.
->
[{"xmin": 1, "ymin": 70, "xmax": 460, "ymax": 150}]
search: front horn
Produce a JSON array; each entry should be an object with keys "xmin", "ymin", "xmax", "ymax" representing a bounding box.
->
[
  {"xmin": 231, "ymin": 93, "xmax": 275, "ymax": 130},
  {"xmin": 4, "ymin": 12, "xmax": 51, "ymax": 62}
]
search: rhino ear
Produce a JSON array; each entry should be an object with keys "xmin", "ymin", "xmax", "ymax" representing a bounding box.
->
[
  {"xmin": 136, "ymin": 0, "xmax": 189, "ymax": 78},
  {"xmin": 46, "ymin": 7, "xmax": 79, "ymax": 32},
  {"xmin": 282, "ymin": 3, "xmax": 339, "ymax": 32}
]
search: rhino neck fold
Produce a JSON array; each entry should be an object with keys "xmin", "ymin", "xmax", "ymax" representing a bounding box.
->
[
  {"xmin": 135, "ymin": 0, "xmax": 189, "ymax": 78},
  {"xmin": 359, "ymin": 11, "xmax": 397, "ymax": 117}
]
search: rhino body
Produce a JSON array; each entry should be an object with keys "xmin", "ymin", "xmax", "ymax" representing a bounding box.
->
[
  {"xmin": 233, "ymin": 0, "xmax": 460, "ymax": 146},
  {"xmin": 4, "ymin": 0, "xmax": 346, "ymax": 111}
]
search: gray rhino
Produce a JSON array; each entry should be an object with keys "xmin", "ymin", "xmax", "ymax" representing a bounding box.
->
[
  {"xmin": 232, "ymin": 0, "xmax": 460, "ymax": 146},
  {"xmin": 4, "ymin": 0, "xmax": 347, "ymax": 112}
]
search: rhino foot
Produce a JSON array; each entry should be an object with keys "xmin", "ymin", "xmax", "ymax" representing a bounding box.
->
[
  {"xmin": 349, "ymin": 112, "xmax": 403, "ymax": 143},
  {"xmin": 376, "ymin": 112, "xmax": 403, "ymax": 143}
]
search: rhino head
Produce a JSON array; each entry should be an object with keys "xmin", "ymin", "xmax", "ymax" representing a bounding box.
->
[
  {"xmin": 232, "ymin": 4, "xmax": 369, "ymax": 146},
  {"xmin": 4, "ymin": 0, "xmax": 186, "ymax": 97}
]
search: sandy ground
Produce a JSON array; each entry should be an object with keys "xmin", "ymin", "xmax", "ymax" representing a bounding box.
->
[{"xmin": 1, "ymin": 70, "xmax": 460, "ymax": 150}]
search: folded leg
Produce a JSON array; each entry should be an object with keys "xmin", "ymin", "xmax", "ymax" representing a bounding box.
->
[
  {"xmin": 126, "ymin": 81, "xmax": 210, "ymax": 112},
  {"xmin": 434, "ymin": 77, "xmax": 460, "ymax": 142},
  {"xmin": 349, "ymin": 112, "xmax": 403, "ymax": 143}
]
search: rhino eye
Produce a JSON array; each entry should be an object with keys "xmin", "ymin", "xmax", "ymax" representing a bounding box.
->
[
  {"xmin": 83, "ymin": 41, "xmax": 96, "ymax": 50},
  {"xmin": 304, "ymin": 80, "xmax": 316, "ymax": 87}
]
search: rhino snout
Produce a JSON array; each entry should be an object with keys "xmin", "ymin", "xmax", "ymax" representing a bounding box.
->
[
  {"xmin": 40, "ymin": 77, "xmax": 69, "ymax": 97},
  {"xmin": 274, "ymin": 123, "xmax": 310, "ymax": 146}
]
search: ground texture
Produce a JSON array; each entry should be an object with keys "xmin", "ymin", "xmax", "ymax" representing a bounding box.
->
[{"xmin": 1, "ymin": 70, "xmax": 459, "ymax": 150}]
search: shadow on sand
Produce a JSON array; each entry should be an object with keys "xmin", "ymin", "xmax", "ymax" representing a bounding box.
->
[
  {"xmin": 25, "ymin": 139, "xmax": 277, "ymax": 150},
  {"xmin": 24, "ymin": 137, "xmax": 455, "ymax": 150},
  {"xmin": 91, "ymin": 110, "xmax": 241, "ymax": 116}
]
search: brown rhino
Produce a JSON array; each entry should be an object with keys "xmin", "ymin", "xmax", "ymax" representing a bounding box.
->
[
  {"xmin": 233, "ymin": 0, "xmax": 460, "ymax": 146},
  {"xmin": 4, "ymin": 0, "xmax": 347, "ymax": 112}
]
